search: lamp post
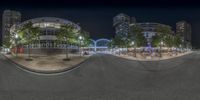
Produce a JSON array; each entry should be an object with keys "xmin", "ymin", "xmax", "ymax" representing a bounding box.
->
[
  {"xmin": 15, "ymin": 34, "xmax": 19, "ymax": 57},
  {"xmin": 131, "ymin": 41, "xmax": 136, "ymax": 57},
  {"xmin": 79, "ymin": 36, "xmax": 83, "ymax": 57},
  {"xmin": 160, "ymin": 41, "xmax": 164, "ymax": 58},
  {"xmin": 64, "ymin": 37, "xmax": 68, "ymax": 60},
  {"xmin": 179, "ymin": 44, "xmax": 182, "ymax": 53}
]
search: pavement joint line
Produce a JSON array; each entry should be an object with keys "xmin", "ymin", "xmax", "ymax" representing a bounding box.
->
[{"xmin": 0, "ymin": 53, "xmax": 92, "ymax": 76}]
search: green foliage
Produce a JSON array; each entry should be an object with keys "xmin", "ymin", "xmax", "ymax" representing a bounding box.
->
[
  {"xmin": 135, "ymin": 32, "xmax": 147, "ymax": 47},
  {"xmin": 107, "ymin": 39, "xmax": 113, "ymax": 48},
  {"xmin": 152, "ymin": 24, "xmax": 174, "ymax": 47},
  {"xmin": 163, "ymin": 34, "xmax": 174, "ymax": 47},
  {"xmin": 56, "ymin": 24, "xmax": 77, "ymax": 43},
  {"xmin": 112, "ymin": 36, "xmax": 127, "ymax": 48},
  {"xmin": 173, "ymin": 34, "xmax": 182, "ymax": 47},
  {"xmin": 129, "ymin": 24, "xmax": 146, "ymax": 47},
  {"xmin": 152, "ymin": 34, "xmax": 162, "ymax": 47},
  {"xmin": 3, "ymin": 36, "xmax": 12, "ymax": 48},
  {"xmin": 78, "ymin": 30, "xmax": 91, "ymax": 47},
  {"xmin": 56, "ymin": 24, "xmax": 91, "ymax": 46},
  {"xmin": 18, "ymin": 21, "xmax": 40, "ymax": 44},
  {"xmin": 155, "ymin": 25, "xmax": 172, "ymax": 36}
]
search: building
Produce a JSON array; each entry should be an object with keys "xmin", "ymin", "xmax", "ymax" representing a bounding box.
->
[
  {"xmin": 176, "ymin": 21, "xmax": 192, "ymax": 45},
  {"xmin": 113, "ymin": 13, "xmax": 136, "ymax": 38},
  {"xmin": 2, "ymin": 10, "xmax": 21, "ymax": 47},
  {"xmin": 113, "ymin": 13, "xmax": 172, "ymax": 45},
  {"xmin": 10, "ymin": 17, "xmax": 81, "ymax": 54},
  {"xmin": 135, "ymin": 22, "xmax": 172, "ymax": 43}
]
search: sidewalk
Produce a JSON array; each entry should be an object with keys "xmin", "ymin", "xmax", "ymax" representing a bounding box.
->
[
  {"xmin": 114, "ymin": 51, "xmax": 193, "ymax": 61},
  {"xmin": 5, "ymin": 53, "xmax": 90, "ymax": 73}
]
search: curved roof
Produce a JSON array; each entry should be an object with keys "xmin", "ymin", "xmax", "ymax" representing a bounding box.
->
[
  {"xmin": 10, "ymin": 17, "xmax": 81, "ymax": 33},
  {"xmin": 96, "ymin": 38, "xmax": 111, "ymax": 43}
]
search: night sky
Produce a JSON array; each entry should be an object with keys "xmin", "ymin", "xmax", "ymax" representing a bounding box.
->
[{"xmin": 1, "ymin": 0, "xmax": 200, "ymax": 48}]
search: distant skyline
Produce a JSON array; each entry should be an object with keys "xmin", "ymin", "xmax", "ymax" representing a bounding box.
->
[
  {"xmin": 0, "ymin": 8, "xmax": 198, "ymax": 37},
  {"xmin": 1, "ymin": 0, "xmax": 200, "ymax": 48}
]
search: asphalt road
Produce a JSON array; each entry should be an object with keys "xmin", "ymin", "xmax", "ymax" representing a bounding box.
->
[{"xmin": 0, "ymin": 52, "xmax": 200, "ymax": 100}]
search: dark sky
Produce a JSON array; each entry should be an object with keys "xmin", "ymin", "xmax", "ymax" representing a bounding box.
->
[{"xmin": 1, "ymin": 0, "xmax": 200, "ymax": 48}]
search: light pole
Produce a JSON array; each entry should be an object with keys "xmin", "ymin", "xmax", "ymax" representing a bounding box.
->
[
  {"xmin": 179, "ymin": 44, "xmax": 182, "ymax": 53},
  {"xmin": 160, "ymin": 41, "xmax": 164, "ymax": 58},
  {"xmin": 79, "ymin": 36, "xmax": 83, "ymax": 57},
  {"xmin": 15, "ymin": 34, "xmax": 19, "ymax": 57},
  {"xmin": 131, "ymin": 41, "xmax": 136, "ymax": 57}
]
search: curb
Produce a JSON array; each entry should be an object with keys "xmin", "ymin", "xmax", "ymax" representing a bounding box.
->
[
  {"xmin": 1, "ymin": 54, "xmax": 91, "ymax": 75},
  {"xmin": 111, "ymin": 51, "xmax": 193, "ymax": 62}
]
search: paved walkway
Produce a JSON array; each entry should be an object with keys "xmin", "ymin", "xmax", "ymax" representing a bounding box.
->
[
  {"xmin": 0, "ymin": 52, "xmax": 200, "ymax": 100},
  {"xmin": 115, "ymin": 51, "xmax": 193, "ymax": 61},
  {"xmin": 5, "ymin": 54, "xmax": 88, "ymax": 72}
]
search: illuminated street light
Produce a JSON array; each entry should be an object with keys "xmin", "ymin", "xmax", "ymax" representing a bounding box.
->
[
  {"xmin": 160, "ymin": 41, "xmax": 164, "ymax": 58},
  {"xmin": 131, "ymin": 41, "xmax": 136, "ymax": 57},
  {"xmin": 15, "ymin": 34, "xmax": 19, "ymax": 39},
  {"xmin": 79, "ymin": 36, "xmax": 84, "ymax": 57},
  {"xmin": 160, "ymin": 41, "xmax": 164, "ymax": 45},
  {"xmin": 79, "ymin": 35, "xmax": 83, "ymax": 40},
  {"xmin": 14, "ymin": 33, "xmax": 19, "ymax": 57},
  {"xmin": 131, "ymin": 41, "xmax": 134, "ymax": 45}
]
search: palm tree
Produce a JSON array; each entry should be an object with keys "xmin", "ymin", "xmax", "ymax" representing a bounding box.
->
[
  {"xmin": 56, "ymin": 24, "xmax": 77, "ymax": 61},
  {"xmin": 18, "ymin": 21, "xmax": 40, "ymax": 61}
]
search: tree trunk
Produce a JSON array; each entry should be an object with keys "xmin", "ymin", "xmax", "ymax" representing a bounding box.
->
[
  {"xmin": 65, "ymin": 40, "xmax": 69, "ymax": 59},
  {"xmin": 134, "ymin": 46, "xmax": 136, "ymax": 57},
  {"xmin": 28, "ymin": 44, "xmax": 30, "ymax": 59},
  {"xmin": 79, "ymin": 40, "xmax": 81, "ymax": 57},
  {"xmin": 160, "ymin": 45, "xmax": 162, "ymax": 58}
]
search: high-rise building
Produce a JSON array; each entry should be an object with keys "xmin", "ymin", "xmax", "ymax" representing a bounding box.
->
[
  {"xmin": 2, "ymin": 10, "xmax": 21, "ymax": 47},
  {"xmin": 113, "ymin": 13, "xmax": 134, "ymax": 38},
  {"xmin": 176, "ymin": 21, "xmax": 192, "ymax": 44}
]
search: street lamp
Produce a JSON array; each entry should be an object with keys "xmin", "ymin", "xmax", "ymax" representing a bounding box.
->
[
  {"xmin": 179, "ymin": 44, "xmax": 182, "ymax": 53},
  {"xmin": 15, "ymin": 34, "xmax": 19, "ymax": 39},
  {"xmin": 79, "ymin": 36, "xmax": 83, "ymax": 57},
  {"xmin": 131, "ymin": 41, "xmax": 136, "ymax": 57},
  {"xmin": 15, "ymin": 34, "xmax": 19, "ymax": 57},
  {"xmin": 160, "ymin": 41, "xmax": 164, "ymax": 58}
]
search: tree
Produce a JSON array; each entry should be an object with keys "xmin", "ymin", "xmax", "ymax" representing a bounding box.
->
[
  {"xmin": 164, "ymin": 34, "xmax": 174, "ymax": 48},
  {"xmin": 56, "ymin": 24, "xmax": 77, "ymax": 61},
  {"xmin": 3, "ymin": 37, "xmax": 12, "ymax": 48},
  {"xmin": 108, "ymin": 38, "xmax": 114, "ymax": 48},
  {"xmin": 76, "ymin": 29, "xmax": 91, "ymax": 56},
  {"xmin": 78, "ymin": 30, "xmax": 90, "ymax": 47},
  {"xmin": 173, "ymin": 34, "xmax": 182, "ymax": 48},
  {"xmin": 152, "ymin": 25, "xmax": 173, "ymax": 47},
  {"xmin": 152, "ymin": 34, "xmax": 162, "ymax": 47},
  {"xmin": 129, "ymin": 24, "xmax": 146, "ymax": 47},
  {"xmin": 111, "ymin": 35, "xmax": 127, "ymax": 55},
  {"xmin": 18, "ymin": 21, "xmax": 40, "ymax": 60},
  {"xmin": 155, "ymin": 25, "xmax": 172, "ymax": 36},
  {"xmin": 153, "ymin": 25, "xmax": 174, "ymax": 57},
  {"xmin": 153, "ymin": 25, "xmax": 172, "ymax": 46}
]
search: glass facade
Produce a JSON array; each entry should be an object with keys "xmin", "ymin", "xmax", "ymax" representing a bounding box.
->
[
  {"xmin": 13, "ymin": 17, "xmax": 81, "ymax": 50},
  {"xmin": 33, "ymin": 22, "xmax": 61, "ymax": 28}
]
